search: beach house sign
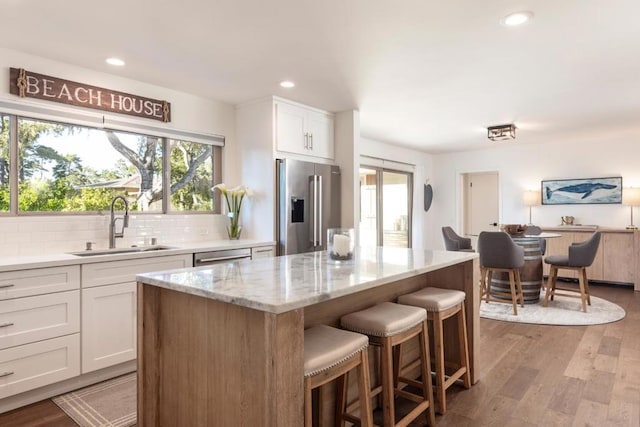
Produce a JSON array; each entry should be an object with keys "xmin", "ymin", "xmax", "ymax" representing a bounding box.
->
[{"xmin": 9, "ymin": 67, "xmax": 171, "ymax": 123}]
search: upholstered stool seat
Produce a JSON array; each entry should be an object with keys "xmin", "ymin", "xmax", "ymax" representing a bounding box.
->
[
  {"xmin": 398, "ymin": 287, "xmax": 471, "ymax": 414},
  {"xmin": 303, "ymin": 325, "xmax": 372, "ymax": 427},
  {"xmin": 341, "ymin": 302, "xmax": 436, "ymax": 426}
]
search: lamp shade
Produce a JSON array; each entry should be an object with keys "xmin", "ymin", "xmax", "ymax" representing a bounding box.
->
[
  {"xmin": 623, "ymin": 187, "xmax": 640, "ymax": 206},
  {"xmin": 523, "ymin": 190, "xmax": 540, "ymax": 206}
]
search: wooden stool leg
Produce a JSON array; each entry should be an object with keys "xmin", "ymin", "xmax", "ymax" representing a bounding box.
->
[
  {"xmin": 393, "ymin": 344, "xmax": 402, "ymax": 389},
  {"xmin": 419, "ymin": 321, "xmax": 436, "ymax": 426},
  {"xmin": 458, "ymin": 304, "xmax": 471, "ymax": 389},
  {"xmin": 380, "ymin": 337, "xmax": 395, "ymax": 427},
  {"xmin": 304, "ymin": 378, "xmax": 313, "ymax": 427},
  {"xmin": 358, "ymin": 350, "xmax": 373, "ymax": 427},
  {"xmin": 335, "ymin": 373, "xmax": 347, "ymax": 427},
  {"xmin": 508, "ymin": 270, "xmax": 518, "ymax": 315},
  {"xmin": 433, "ymin": 311, "xmax": 446, "ymax": 414}
]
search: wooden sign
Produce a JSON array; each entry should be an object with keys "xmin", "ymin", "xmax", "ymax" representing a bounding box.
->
[{"xmin": 9, "ymin": 67, "xmax": 171, "ymax": 123}]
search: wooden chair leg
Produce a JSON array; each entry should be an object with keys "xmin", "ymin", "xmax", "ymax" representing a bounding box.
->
[
  {"xmin": 578, "ymin": 268, "xmax": 587, "ymax": 312},
  {"xmin": 514, "ymin": 269, "xmax": 525, "ymax": 307},
  {"xmin": 508, "ymin": 270, "xmax": 518, "ymax": 315},
  {"xmin": 583, "ymin": 268, "xmax": 592, "ymax": 305},
  {"xmin": 433, "ymin": 311, "xmax": 446, "ymax": 413},
  {"xmin": 544, "ymin": 266, "xmax": 556, "ymax": 306},
  {"xmin": 486, "ymin": 269, "xmax": 494, "ymax": 303},
  {"xmin": 479, "ymin": 267, "xmax": 487, "ymax": 304}
]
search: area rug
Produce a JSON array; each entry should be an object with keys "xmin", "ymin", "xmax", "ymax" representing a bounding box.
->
[
  {"xmin": 480, "ymin": 290, "xmax": 625, "ymax": 326},
  {"xmin": 52, "ymin": 372, "xmax": 136, "ymax": 427}
]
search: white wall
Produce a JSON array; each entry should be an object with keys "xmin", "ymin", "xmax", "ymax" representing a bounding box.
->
[
  {"xmin": 430, "ymin": 134, "xmax": 640, "ymax": 248},
  {"xmin": 359, "ymin": 137, "xmax": 434, "ymax": 249},
  {"xmin": 0, "ymin": 48, "xmax": 238, "ymax": 254}
]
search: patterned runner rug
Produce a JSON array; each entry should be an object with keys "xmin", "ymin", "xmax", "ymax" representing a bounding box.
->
[
  {"xmin": 480, "ymin": 290, "xmax": 625, "ymax": 325},
  {"xmin": 52, "ymin": 372, "xmax": 136, "ymax": 427}
]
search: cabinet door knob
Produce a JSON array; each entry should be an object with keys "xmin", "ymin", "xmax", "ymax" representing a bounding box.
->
[
  {"xmin": 303, "ymin": 133, "xmax": 309, "ymax": 149},
  {"xmin": 309, "ymin": 133, "xmax": 313, "ymax": 150}
]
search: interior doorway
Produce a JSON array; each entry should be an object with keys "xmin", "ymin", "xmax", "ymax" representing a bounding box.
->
[{"xmin": 462, "ymin": 171, "xmax": 499, "ymax": 247}]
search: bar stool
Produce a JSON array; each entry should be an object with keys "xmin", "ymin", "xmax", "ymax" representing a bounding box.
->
[
  {"xmin": 398, "ymin": 287, "xmax": 471, "ymax": 414},
  {"xmin": 304, "ymin": 324, "xmax": 373, "ymax": 427},
  {"xmin": 341, "ymin": 302, "xmax": 436, "ymax": 426}
]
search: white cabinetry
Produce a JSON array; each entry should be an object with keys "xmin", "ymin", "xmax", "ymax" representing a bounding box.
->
[
  {"xmin": 275, "ymin": 99, "xmax": 334, "ymax": 159},
  {"xmin": 0, "ymin": 265, "xmax": 81, "ymax": 399},
  {"xmin": 251, "ymin": 246, "xmax": 275, "ymax": 259},
  {"xmin": 81, "ymin": 254, "xmax": 191, "ymax": 373}
]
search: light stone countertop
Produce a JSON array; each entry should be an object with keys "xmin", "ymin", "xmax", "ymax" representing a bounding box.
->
[
  {"xmin": 0, "ymin": 239, "xmax": 275, "ymax": 272},
  {"xmin": 136, "ymin": 247, "xmax": 478, "ymax": 314}
]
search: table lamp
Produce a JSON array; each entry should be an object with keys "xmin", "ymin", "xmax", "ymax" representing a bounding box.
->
[
  {"xmin": 523, "ymin": 190, "xmax": 540, "ymax": 225},
  {"xmin": 623, "ymin": 187, "xmax": 640, "ymax": 229}
]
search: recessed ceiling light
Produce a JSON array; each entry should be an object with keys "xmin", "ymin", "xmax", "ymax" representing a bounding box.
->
[
  {"xmin": 501, "ymin": 11, "xmax": 534, "ymax": 27},
  {"xmin": 106, "ymin": 57, "xmax": 125, "ymax": 66},
  {"xmin": 279, "ymin": 81, "xmax": 295, "ymax": 88}
]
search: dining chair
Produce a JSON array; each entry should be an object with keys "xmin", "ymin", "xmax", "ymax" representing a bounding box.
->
[
  {"xmin": 477, "ymin": 231, "xmax": 525, "ymax": 315},
  {"xmin": 543, "ymin": 231, "xmax": 601, "ymax": 312},
  {"xmin": 442, "ymin": 226, "xmax": 474, "ymax": 252}
]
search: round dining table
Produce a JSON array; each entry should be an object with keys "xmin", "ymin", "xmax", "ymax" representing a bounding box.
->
[{"xmin": 491, "ymin": 232, "xmax": 561, "ymax": 303}]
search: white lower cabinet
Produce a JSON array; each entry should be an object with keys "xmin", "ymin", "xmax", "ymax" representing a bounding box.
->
[
  {"xmin": 81, "ymin": 282, "xmax": 137, "ymax": 373},
  {"xmin": 0, "ymin": 334, "xmax": 80, "ymax": 399}
]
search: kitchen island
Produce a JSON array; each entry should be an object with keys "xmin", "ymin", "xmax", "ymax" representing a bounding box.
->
[{"xmin": 136, "ymin": 247, "xmax": 478, "ymax": 426}]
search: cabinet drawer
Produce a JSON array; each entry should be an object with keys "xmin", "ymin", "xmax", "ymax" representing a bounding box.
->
[
  {"xmin": 251, "ymin": 246, "xmax": 275, "ymax": 259},
  {"xmin": 0, "ymin": 266, "xmax": 80, "ymax": 300},
  {"xmin": 0, "ymin": 334, "xmax": 80, "ymax": 399},
  {"xmin": 0, "ymin": 290, "xmax": 80, "ymax": 350},
  {"xmin": 82, "ymin": 254, "xmax": 192, "ymax": 288}
]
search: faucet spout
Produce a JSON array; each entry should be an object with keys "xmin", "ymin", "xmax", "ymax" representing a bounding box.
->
[{"xmin": 109, "ymin": 195, "xmax": 130, "ymax": 249}]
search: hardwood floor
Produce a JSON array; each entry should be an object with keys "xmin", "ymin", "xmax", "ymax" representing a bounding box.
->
[{"xmin": 1, "ymin": 285, "xmax": 638, "ymax": 426}]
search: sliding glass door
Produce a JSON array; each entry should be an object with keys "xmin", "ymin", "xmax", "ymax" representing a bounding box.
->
[{"xmin": 359, "ymin": 166, "xmax": 413, "ymax": 248}]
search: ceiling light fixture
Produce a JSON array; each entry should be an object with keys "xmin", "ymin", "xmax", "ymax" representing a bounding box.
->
[
  {"xmin": 487, "ymin": 124, "xmax": 516, "ymax": 141},
  {"xmin": 501, "ymin": 11, "xmax": 534, "ymax": 27},
  {"xmin": 279, "ymin": 81, "xmax": 295, "ymax": 88},
  {"xmin": 106, "ymin": 57, "xmax": 125, "ymax": 66}
]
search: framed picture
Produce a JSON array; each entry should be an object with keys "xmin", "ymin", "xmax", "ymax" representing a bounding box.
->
[{"xmin": 541, "ymin": 177, "xmax": 622, "ymax": 205}]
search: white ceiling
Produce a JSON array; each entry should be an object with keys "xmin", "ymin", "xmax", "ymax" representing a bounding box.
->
[{"xmin": 2, "ymin": 0, "xmax": 640, "ymax": 153}]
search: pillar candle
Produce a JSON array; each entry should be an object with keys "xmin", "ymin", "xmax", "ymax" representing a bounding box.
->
[{"xmin": 333, "ymin": 234, "xmax": 351, "ymax": 256}]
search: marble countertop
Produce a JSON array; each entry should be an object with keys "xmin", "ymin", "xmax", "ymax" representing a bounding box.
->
[
  {"xmin": 0, "ymin": 239, "xmax": 275, "ymax": 272},
  {"xmin": 137, "ymin": 247, "xmax": 478, "ymax": 314}
]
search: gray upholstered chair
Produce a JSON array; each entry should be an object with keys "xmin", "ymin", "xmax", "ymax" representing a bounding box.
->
[
  {"xmin": 477, "ymin": 231, "xmax": 525, "ymax": 315},
  {"xmin": 442, "ymin": 226, "xmax": 474, "ymax": 252},
  {"xmin": 543, "ymin": 231, "xmax": 601, "ymax": 312}
]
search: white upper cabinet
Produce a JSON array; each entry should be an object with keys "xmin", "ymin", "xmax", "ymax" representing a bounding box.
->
[{"xmin": 275, "ymin": 100, "xmax": 334, "ymax": 160}]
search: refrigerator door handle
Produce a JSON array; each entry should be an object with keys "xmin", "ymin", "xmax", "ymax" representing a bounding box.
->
[
  {"xmin": 317, "ymin": 175, "xmax": 323, "ymax": 246},
  {"xmin": 312, "ymin": 175, "xmax": 318, "ymax": 247}
]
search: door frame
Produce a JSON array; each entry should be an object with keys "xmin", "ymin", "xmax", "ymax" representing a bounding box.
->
[{"xmin": 458, "ymin": 170, "xmax": 501, "ymax": 237}]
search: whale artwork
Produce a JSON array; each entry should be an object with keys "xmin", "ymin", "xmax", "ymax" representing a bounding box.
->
[{"xmin": 542, "ymin": 177, "xmax": 622, "ymax": 205}]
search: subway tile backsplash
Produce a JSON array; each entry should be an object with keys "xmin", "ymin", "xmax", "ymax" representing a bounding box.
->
[{"xmin": 0, "ymin": 214, "xmax": 228, "ymax": 257}]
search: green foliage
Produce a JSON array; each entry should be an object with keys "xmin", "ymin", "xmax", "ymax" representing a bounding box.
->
[{"xmin": 169, "ymin": 141, "xmax": 212, "ymax": 211}]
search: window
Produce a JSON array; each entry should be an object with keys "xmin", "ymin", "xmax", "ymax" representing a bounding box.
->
[
  {"xmin": 359, "ymin": 165, "xmax": 413, "ymax": 248},
  {"xmin": 0, "ymin": 114, "xmax": 9, "ymax": 212},
  {"xmin": 1, "ymin": 111, "xmax": 221, "ymax": 214}
]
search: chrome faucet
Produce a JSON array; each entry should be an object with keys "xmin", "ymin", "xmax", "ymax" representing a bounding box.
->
[{"xmin": 109, "ymin": 195, "xmax": 130, "ymax": 248}]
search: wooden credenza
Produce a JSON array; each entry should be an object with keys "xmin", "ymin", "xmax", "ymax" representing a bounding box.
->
[{"xmin": 541, "ymin": 227, "xmax": 639, "ymax": 289}]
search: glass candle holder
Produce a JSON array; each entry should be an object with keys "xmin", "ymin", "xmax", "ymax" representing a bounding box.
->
[{"xmin": 327, "ymin": 228, "xmax": 355, "ymax": 261}]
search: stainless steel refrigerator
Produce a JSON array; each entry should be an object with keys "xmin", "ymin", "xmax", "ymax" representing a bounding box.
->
[{"xmin": 276, "ymin": 158, "xmax": 341, "ymax": 255}]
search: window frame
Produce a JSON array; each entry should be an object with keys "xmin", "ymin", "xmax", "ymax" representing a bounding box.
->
[{"xmin": 0, "ymin": 110, "xmax": 223, "ymax": 216}]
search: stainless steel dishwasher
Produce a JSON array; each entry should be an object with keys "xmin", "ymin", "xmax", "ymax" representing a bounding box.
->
[{"xmin": 193, "ymin": 248, "xmax": 252, "ymax": 266}]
